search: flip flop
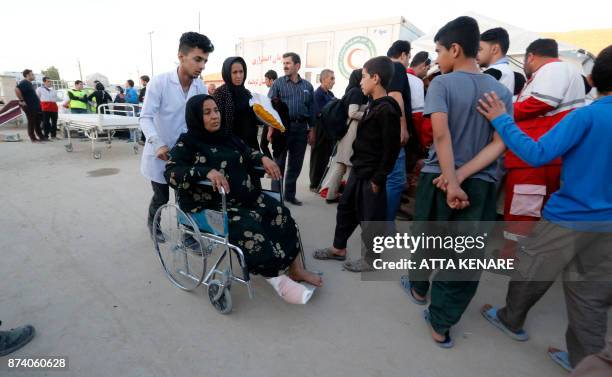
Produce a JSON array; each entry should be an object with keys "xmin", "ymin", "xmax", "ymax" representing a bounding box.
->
[
  {"xmin": 312, "ymin": 248, "xmax": 346, "ymax": 261},
  {"xmin": 480, "ymin": 304, "xmax": 529, "ymax": 341},
  {"xmin": 423, "ymin": 309, "xmax": 454, "ymax": 348},
  {"xmin": 400, "ymin": 275, "xmax": 427, "ymax": 305},
  {"xmin": 548, "ymin": 347, "xmax": 572, "ymax": 372}
]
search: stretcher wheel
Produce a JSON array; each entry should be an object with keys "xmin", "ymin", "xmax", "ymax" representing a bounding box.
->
[
  {"xmin": 208, "ymin": 280, "xmax": 232, "ymax": 314},
  {"xmin": 65, "ymin": 144, "xmax": 73, "ymax": 152},
  {"xmin": 153, "ymin": 204, "xmax": 206, "ymax": 291},
  {"xmin": 93, "ymin": 151, "xmax": 102, "ymax": 159}
]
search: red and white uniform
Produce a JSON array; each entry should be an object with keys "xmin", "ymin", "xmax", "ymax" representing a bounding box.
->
[
  {"xmin": 502, "ymin": 59, "xmax": 585, "ymax": 249},
  {"xmin": 406, "ymin": 68, "xmax": 432, "ymax": 149},
  {"xmin": 36, "ymin": 86, "xmax": 59, "ymax": 113}
]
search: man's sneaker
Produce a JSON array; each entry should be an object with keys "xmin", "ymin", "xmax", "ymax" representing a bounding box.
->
[
  {"xmin": 0, "ymin": 323, "xmax": 35, "ymax": 357},
  {"xmin": 149, "ymin": 225, "xmax": 166, "ymax": 243}
]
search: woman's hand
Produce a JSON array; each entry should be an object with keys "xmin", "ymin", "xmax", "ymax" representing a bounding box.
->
[
  {"xmin": 262, "ymin": 157, "xmax": 282, "ymax": 180},
  {"xmin": 370, "ymin": 181, "xmax": 380, "ymax": 194},
  {"xmin": 477, "ymin": 91, "xmax": 507, "ymax": 121},
  {"xmin": 206, "ymin": 169, "xmax": 230, "ymax": 194}
]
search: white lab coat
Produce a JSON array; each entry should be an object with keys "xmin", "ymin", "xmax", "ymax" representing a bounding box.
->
[{"xmin": 139, "ymin": 69, "xmax": 207, "ymax": 183}]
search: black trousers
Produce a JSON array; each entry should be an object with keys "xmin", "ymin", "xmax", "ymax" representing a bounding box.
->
[
  {"xmin": 272, "ymin": 121, "xmax": 308, "ymax": 200},
  {"xmin": 333, "ymin": 172, "xmax": 387, "ymax": 260},
  {"xmin": 24, "ymin": 109, "xmax": 44, "ymax": 141},
  {"xmin": 41, "ymin": 111, "xmax": 58, "ymax": 138},
  {"xmin": 309, "ymin": 123, "xmax": 334, "ymax": 189},
  {"xmin": 147, "ymin": 181, "xmax": 169, "ymax": 230}
]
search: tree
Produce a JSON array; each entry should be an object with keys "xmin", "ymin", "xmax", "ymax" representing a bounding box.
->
[{"xmin": 42, "ymin": 66, "xmax": 61, "ymax": 80}]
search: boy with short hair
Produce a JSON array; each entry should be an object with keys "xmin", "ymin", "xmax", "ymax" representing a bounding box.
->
[
  {"xmin": 402, "ymin": 16, "xmax": 513, "ymax": 347},
  {"xmin": 313, "ymin": 56, "xmax": 402, "ymax": 272}
]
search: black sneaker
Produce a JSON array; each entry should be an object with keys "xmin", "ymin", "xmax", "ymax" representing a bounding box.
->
[
  {"xmin": 149, "ymin": 225, "xmax": 166, "ymax": 243},
  {"xmin": 0, "ymin": 323, "xmax": 35, "ymax": 357}
]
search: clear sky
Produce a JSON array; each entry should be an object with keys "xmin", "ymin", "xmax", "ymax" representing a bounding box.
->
[{"xmin": 1, "ymin": 0, "xmax": 610, "ymax": 83}]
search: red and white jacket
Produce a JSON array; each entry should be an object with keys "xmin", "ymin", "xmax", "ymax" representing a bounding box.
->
[
  {"xmin": 506, "ymin": 60, "xmax": 585, "ymax": 169},
  {"xmin": 36, "ymin": 86, "xmax": 59, "ymax": 112},
  {"xmin": 406, "ymin": 68, "xmax": 432, "ymax": 149}
]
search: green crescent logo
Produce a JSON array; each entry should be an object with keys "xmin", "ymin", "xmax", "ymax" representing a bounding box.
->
[{"xmin": 338, "ymin": 36, "xmax": 377, "ymax": 79}]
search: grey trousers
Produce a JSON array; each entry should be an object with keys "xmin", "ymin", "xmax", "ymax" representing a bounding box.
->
[{"xmin": 497, "ymin": 220, "xmax": 612, "ymax": 367}]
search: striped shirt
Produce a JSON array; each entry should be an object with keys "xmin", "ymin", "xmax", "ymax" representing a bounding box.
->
[{"xmin": 268, "ymin": 75, "xmax": 315, "ymax": 128}]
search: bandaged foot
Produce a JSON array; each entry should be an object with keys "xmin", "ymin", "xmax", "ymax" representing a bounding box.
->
[{"xmin": 266, "ymin": 275, "xmax": 315, "ymax": 304}]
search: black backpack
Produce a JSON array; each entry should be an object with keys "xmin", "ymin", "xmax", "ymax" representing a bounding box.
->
[{"xmin": 319, "ymin": 97, "xmax": 349, "ymax": 141}]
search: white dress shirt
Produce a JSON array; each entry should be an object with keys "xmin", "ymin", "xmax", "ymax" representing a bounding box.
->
[{"xmin": 139, "ymin": 69, "xmax": 207, "ymax": 183}]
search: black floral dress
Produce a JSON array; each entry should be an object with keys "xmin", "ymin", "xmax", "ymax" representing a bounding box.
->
[{"xmin": 165, "ymin": 133, "xmax": 300, "ymax": 277}]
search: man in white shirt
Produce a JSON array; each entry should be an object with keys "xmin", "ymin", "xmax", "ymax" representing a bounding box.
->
[
  {"xmin": 140, "ymin": 32, "xmax": 214, "ymax": 240},
  {"xmin": 36, "ymin": 77, "xmax": 60, "ymax": 139},
  {"xmin": 478, "ymin": 27, "xmax": 525, "ymax": 95}
]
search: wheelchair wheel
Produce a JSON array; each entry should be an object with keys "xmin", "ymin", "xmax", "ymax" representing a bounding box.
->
[
  {"xmin": 153, "ymin": 203, "xmax": 206, "ymax": 291},
  {"xmin": 208, "ymin": 280, "xmax": 232, "ymax": 314}
]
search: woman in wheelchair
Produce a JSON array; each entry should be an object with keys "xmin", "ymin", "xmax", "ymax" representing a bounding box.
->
[{"xmin": 165, "ymin": 95, "xmax": 323, "ymax": 304}]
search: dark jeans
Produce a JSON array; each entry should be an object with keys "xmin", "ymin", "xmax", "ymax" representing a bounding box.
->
[
  {"xmin": 496, "ymin": 220, "xmax": 612, "ymax": 367},
  {"xmin": 409, "ymin": 173, "xmax": 497, "ymax": 335},
  {"xmin": 24, "ymin": 109, "xmax": 44, "ymax": 141},
  {"xmin": 70, "ymin": 108, "xmax": 87, "ymax": 114},
  {"xmin": 272, "ymin": 121, "xmax": 308, "ymax": 200},
  {"xmin": 309, "ymin": 122, "xmax": 335, "ymax": 189},
  {"xmin": 147, "ymin": 181, "xmax": 170, "ymax": 230},
  {"xmin": 42, "ymin": 111, "xmax": 58, "ymax": 138},
  {"xmin": 333, "ymin": 172, "xmax": 387, "ymax": 261}
]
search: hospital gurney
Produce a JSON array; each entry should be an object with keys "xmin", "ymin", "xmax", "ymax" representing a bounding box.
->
[{"xmin": 58, "ymin": 104, "xmax": 141, "ymax": 159}]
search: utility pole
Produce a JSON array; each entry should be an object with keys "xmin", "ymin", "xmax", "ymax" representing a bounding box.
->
[
  {"xmin": 148, "ymin": 31, "xmax": 154, "ymax": 76},
  {"xmin": 77, "ymin": 59, "xmax": 83, "ymax": 81},
  {"xmin": 198, "ymin": 11, "xmax": 201, "ymax": 33}
]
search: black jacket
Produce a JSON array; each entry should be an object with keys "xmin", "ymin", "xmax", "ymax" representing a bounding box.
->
[{"xmin": 350, "ymin": 96, "xmax": 402, "ymax": 186}]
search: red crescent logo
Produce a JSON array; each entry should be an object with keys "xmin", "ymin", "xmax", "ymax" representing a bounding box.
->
[{"xmin": 347, "ymin": 48, "xmax": 365, "ymax": 70}]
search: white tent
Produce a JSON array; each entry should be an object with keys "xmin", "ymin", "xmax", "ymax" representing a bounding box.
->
[{"xmin": 411, "ymin": 11, "xmax": 592, "ymax": 73}]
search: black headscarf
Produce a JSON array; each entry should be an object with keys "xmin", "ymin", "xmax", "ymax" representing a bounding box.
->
[
  {"xmin": 184, "ymin": 94, "xmax": 253, "ymax": 164},
  {"xmin": 185, "ymin": 94, "xmax": 230, "ymax": 145},
  {"xmin": 345, "ymin": 68, "xmax": 363, "ymax": 94},
  {"xmin": 221, "ymin": 56, "xmax": 251, "ymax": 111}
]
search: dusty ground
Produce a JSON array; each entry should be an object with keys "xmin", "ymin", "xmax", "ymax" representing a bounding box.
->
[{"xmin": 0, "ymin": 125, "xmax": 593, "ymax": 377}]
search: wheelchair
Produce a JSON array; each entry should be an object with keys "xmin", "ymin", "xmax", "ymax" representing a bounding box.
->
[{"xmin": 152, "ymin": 169, "xmax": 307, "ymax": 314}]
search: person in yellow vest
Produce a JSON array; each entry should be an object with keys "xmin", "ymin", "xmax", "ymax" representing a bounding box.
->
[{"xmin": 64, "ymin": 80, "xmax": 89, "ymax": 114}]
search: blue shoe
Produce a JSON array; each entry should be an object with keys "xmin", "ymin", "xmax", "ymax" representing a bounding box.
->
[
  {"xmin": 480, "ymin": 304, "xmax": 529, "ymax": 341},
  {"xmin": 423, "ymin": 309, "xmax": 454, "ymax": 348},
  {"xmin": 548, "ymin": 347, "xmax": 572, "ymax": 372},
  {"xmin": 400, "ymin": 275, "xmax": 427, "ymax": 305}
]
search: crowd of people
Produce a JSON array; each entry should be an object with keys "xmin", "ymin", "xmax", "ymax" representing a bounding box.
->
[
  {"xmin": 4, "ymin": 16, "xmax": 611, "ymax": 376},
  {"xmin": 14, "ymin": 70, "xmax": 151, "ymax": 143}
]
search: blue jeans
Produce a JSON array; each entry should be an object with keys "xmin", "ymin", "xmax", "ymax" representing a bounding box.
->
[{"xmin": 386, "ymin": 148, "xmax": 406, "ymax": 221}]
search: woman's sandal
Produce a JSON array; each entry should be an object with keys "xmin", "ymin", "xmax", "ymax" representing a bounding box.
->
[
  {"xmin": 480, "ymin": 304, "xmax": 529, "ymax": 341},
  {"xmin": 423, "ymin": 309, "xmax": 454, "ymax": 348},
  {"xmin": 399, "ymin": 275, "xmax": 427, "ymax": 305},
  {"xmin": 548, "ymin": 347, "xmax": 572, "ymax": 372},
  {"xmin": 312, "ymin": 247, "xmax": 346, "ymax": 261}
]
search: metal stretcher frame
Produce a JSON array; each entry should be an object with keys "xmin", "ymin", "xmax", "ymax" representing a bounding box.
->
[{"xmin": 58, "ymin": 104, "xmax": 141, "ymax": 159}]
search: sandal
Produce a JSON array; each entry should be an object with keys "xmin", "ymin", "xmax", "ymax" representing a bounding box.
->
[
  {"xmin": 548, "ymin": 347, "xmax": 572, "ymax": 372},
  {"xmin": 342, "ymin": 258, "xmax": 374, "ymax": 272},
  {"xmin": 312, "ymin": 248, "xmax": 346, "ymax": 261},
  {"xmin": 480, "ymin": 304, "xmax": 529, "ymax": 341},
  {"xmin": 400, "ymin": 275, "xmax": 427, "ymax": 305},
  {"xmin": 423, "ymin": 309, "xmax": 454, "ymax": 348}
]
